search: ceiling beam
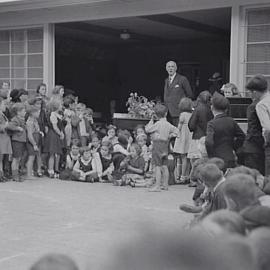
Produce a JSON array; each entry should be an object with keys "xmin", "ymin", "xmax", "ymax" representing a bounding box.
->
[
  {"xmin": 57, "ymin": 21, "xmax": 177, "ymax": 44},
  {"xmin": 140, "ymin": 14, "xmax": 229, "ymax": 37}
]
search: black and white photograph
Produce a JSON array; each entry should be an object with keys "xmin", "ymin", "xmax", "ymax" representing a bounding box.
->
[{"xmin": 0, "ymin": 0, "xmax": 270, "ymax": 269}]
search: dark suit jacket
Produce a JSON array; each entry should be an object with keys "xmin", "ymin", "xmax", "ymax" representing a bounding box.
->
[
  {"xmin": 188, "ymin": 102, "xmax": 213, "ymax": 140},
  {"xmin": 164, "ymin": 73, "xmax": 193, "ymax": 117},
  {"xmin": 205, "ymin": 113, "xmax": 246, "ymax": 165},
  {"xmin": 243, "ymin": 100, "xmax": 264, "ymax": 154}
]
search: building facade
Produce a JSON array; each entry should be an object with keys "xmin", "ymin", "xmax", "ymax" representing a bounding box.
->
[{"xmin": 0, "ymin": 0, "xmax": 269, "ymax": 95}]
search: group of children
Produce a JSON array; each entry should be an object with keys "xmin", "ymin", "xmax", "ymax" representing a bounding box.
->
[{"xmin": 0, "ymin": 82, "xmax": 178, "ymax": 192}]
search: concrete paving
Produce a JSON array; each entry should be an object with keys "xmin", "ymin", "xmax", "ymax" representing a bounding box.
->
[{"xmin": 0, "ymin": 179, "xmax": 193, "ymax": 270}]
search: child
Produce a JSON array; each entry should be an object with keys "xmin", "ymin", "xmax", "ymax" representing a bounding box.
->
[
  {"xmin": 188, "ymin": 91, "xmax": 213, "ymax": 161},
  {"xmin": 44, "ymin": 100, "xmax": 65, "ymax": 178},
  {"xmin": 134, "ymin": 124, "xmax": 146, "ymax": 137},
  {"xmin": 98, "ymin": 140, "xmax": 114, "ymax": 182},
  {"xmin": 7, "ymin": 103, "xmax": 27, "ymax": 182},
  {"xmin": 145, "ymin": 104, "xmax": 178, "ymax": 192},
  {"xmin": 205, "ymin": 93, "xmax": 246, "ymax": 169},
  {"xmin": 0, "ymin": 97, "xmax": 12, "ymax": 182},
  {"xmin": 26, "ymin": 105, "xmax": 43, "ymax": 179},
  {"xmin": 136, "ymin": 133, "xmax": 150, "ymax": 171},
  {"xmin": 102, "ymin": 125, "xmax": 118, "ymax": 145},
  {"xmin": 63, "ymin": 96, "xmax": 75, "ymax": 149},
  {"xmin": 117, "ymin": 143, "xmax": 146, "ymax": 187},
  {"xmin": 59, "ymin": 142, "xmax": 81, "ymax": 180},
  {"xmin": 89, "ymin": 135, "xmax": 101, "ymax": 153},
  {"xmin": 72, "ymin": 146, "xmax": 99, "ymax": 182},
  {"xmin": 199, "ymin": 163, "xmax": 227, "ymax": 218},
  {"xmin": 173, "ymin": 97, "xmax": 193, "ymax": 184}
]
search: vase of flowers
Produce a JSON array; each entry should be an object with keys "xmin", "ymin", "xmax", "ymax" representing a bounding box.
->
[{"xmin": 126, "ymin": 92, "xmax": 156, "ymax": 119}]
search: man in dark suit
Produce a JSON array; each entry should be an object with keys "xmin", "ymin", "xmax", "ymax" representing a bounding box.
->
[
  {"xmin": 205, "ymin": 93, "xmax": 246, "ymax": 168},
  {"xmin": 164, "ymin": 61, "xmax": 193, "ymax": 125}
]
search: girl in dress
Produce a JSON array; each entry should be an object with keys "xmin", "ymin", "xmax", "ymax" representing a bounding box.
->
[
  {"xmin": 72, "ymin": 146, "xmax": 99, "ymax": 182},
  {"xmin": 26, "ymin": 105, "xmax": 43, "ymax": 179},
  {"xmin": 36, "ymin": 83, "xmax": 49, "ymax": 104},
  {"xmin": 0, "ymin": 97, "xmax": 12, "ymax": 182},
  {"xmin": 173, "ymin": 98, "xmax": 193, "ymax": 184},
  {"xmin": 50, "ymin": 85, "xmax": 65, "ymax": 104},
  {"xmin": 98, "ymin": 140, "xmax": 114, "ymax": 182},
  {"xmin": 44, "ymin": 100, "xmax": 65, "ymax": 178},
  {"xmin": 188, "ymin": 91, "xmax": 213, "ymax": 187}
]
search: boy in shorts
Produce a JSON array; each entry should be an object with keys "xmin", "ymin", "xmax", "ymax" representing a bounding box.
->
[{"xmin": 145, "ymin": 104, "xmax": 178, "ymax": 192}]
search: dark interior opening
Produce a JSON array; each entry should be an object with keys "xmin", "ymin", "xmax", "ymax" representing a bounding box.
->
[{"xmin": 55, "ymin": 8, "xmax": 231, "ymax": 121}]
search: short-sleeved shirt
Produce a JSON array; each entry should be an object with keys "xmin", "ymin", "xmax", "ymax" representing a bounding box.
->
[
  {"xmin": 127, "ymin": 156, "xmax": 145, "ymax": 174},
  {"xmin": 50, "ymin": 111, "xmax": 62, "ymax": 125},
  {"xmin": 26, "ymin": 117, "xmax": 40, "ymax": 134}
]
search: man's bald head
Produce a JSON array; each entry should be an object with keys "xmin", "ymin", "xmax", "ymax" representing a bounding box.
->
[{"xmin": 166, "ymin": 61, "xmax": 177, "ymax": 76}]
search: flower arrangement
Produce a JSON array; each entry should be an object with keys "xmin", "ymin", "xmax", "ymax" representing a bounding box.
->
[{"xmin": 126, "ymin": 92, "xmax": 156, "ymax": 119}]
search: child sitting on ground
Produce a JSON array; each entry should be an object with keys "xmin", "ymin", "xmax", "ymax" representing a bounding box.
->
[
  {"xmin": 60, "ymin": 142, "xmax": 81, "ymax": 180},
  {"xmin": 71, "ymin": 146, "xmax": 99, "ymax": 182},
  {"xmin": 89, "ymin": 135, "xmax": 101, "ymax": 153},
  {"xmin": 145, "ymin": 104, "xmax": 179, "ymax": 192},
  {"xmin": 115, "ymin": 143, "xmax": 146, "ymax": 187},
  {"xmin": 98, "ymin": 140, "xmax": 114, "ymax": 182},
  {"xmin": 102, "ymin": 125, "xmax": 118, "ymax": 145}
]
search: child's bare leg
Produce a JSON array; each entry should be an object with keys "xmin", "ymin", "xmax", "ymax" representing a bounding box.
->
[
  {"xmin": 36, "ymin": 151, "xmax": 42, "ymax": 174},
  {"xmin": 48, "ymin": 154, "xmax": 55, "ymax": 176},
  {"xmin": 161, "ymin": 165, "xmax": 169, "ymax": 190},
  {"xmin": 12, "ymin": 158, "xmax": 21, "ymax": 181},
  {"xmin": 149, "ymin": 166, "xmax": 162, "ymax": 192},
  {"xmin": 54, "ymin": 154, "xmax": 60, "ymax": 172},
  {"xmin": 26, "ymin": 155, "xmax": 35, "ymax": 178}
]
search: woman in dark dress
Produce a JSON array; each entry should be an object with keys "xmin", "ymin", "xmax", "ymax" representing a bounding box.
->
[{"xmin": 44, "ymin": 100, "xmax": 65, "ymax": 178}]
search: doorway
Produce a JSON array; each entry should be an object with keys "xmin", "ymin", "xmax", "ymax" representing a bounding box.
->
[{"xmin": 55, "ymin": 8, "xmax": 231, "ymax": 120}]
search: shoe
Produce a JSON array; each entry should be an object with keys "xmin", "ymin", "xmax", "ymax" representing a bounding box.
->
[
  {"xmin": 49, "ymin": 172, "xmax": 54, "ymax": 179},
  {"xmin": 149, "ymin": 185, "xmax": 161, "ymax": 192},
  {"xmin": 129, "ymin": 179, "xmax": 136, "ymax": 188},
  {"xmin": 179, "ymin": 204, "xmax": 202, "ymax": 213},
  {"xmin": 37, "ymin": 172, "xmax": 43, "ymax": 177},
  {"xmin": 175, "ymin": 177, "xmax": 181, "ymax": 184},
  {"xmin": 161, "ymin": 186, "xmax": 169, "ymax": 191},
  {"xmin": 188, "ymin": 182, "xmax": 197, "ymax": 187}
]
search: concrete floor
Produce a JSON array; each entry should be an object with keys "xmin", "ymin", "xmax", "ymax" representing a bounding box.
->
[{"xmin": 0, "ymin": 179, "xmax": 193, "ymax": 270}]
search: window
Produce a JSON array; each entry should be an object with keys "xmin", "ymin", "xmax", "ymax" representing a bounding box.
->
[
  {"xmin": 0, "ymin": 28, "xmax": 43, "ymax": 91},
  {"xmin": 245, "ymin": 8, "xmax": 270, "ymax": 90}
]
